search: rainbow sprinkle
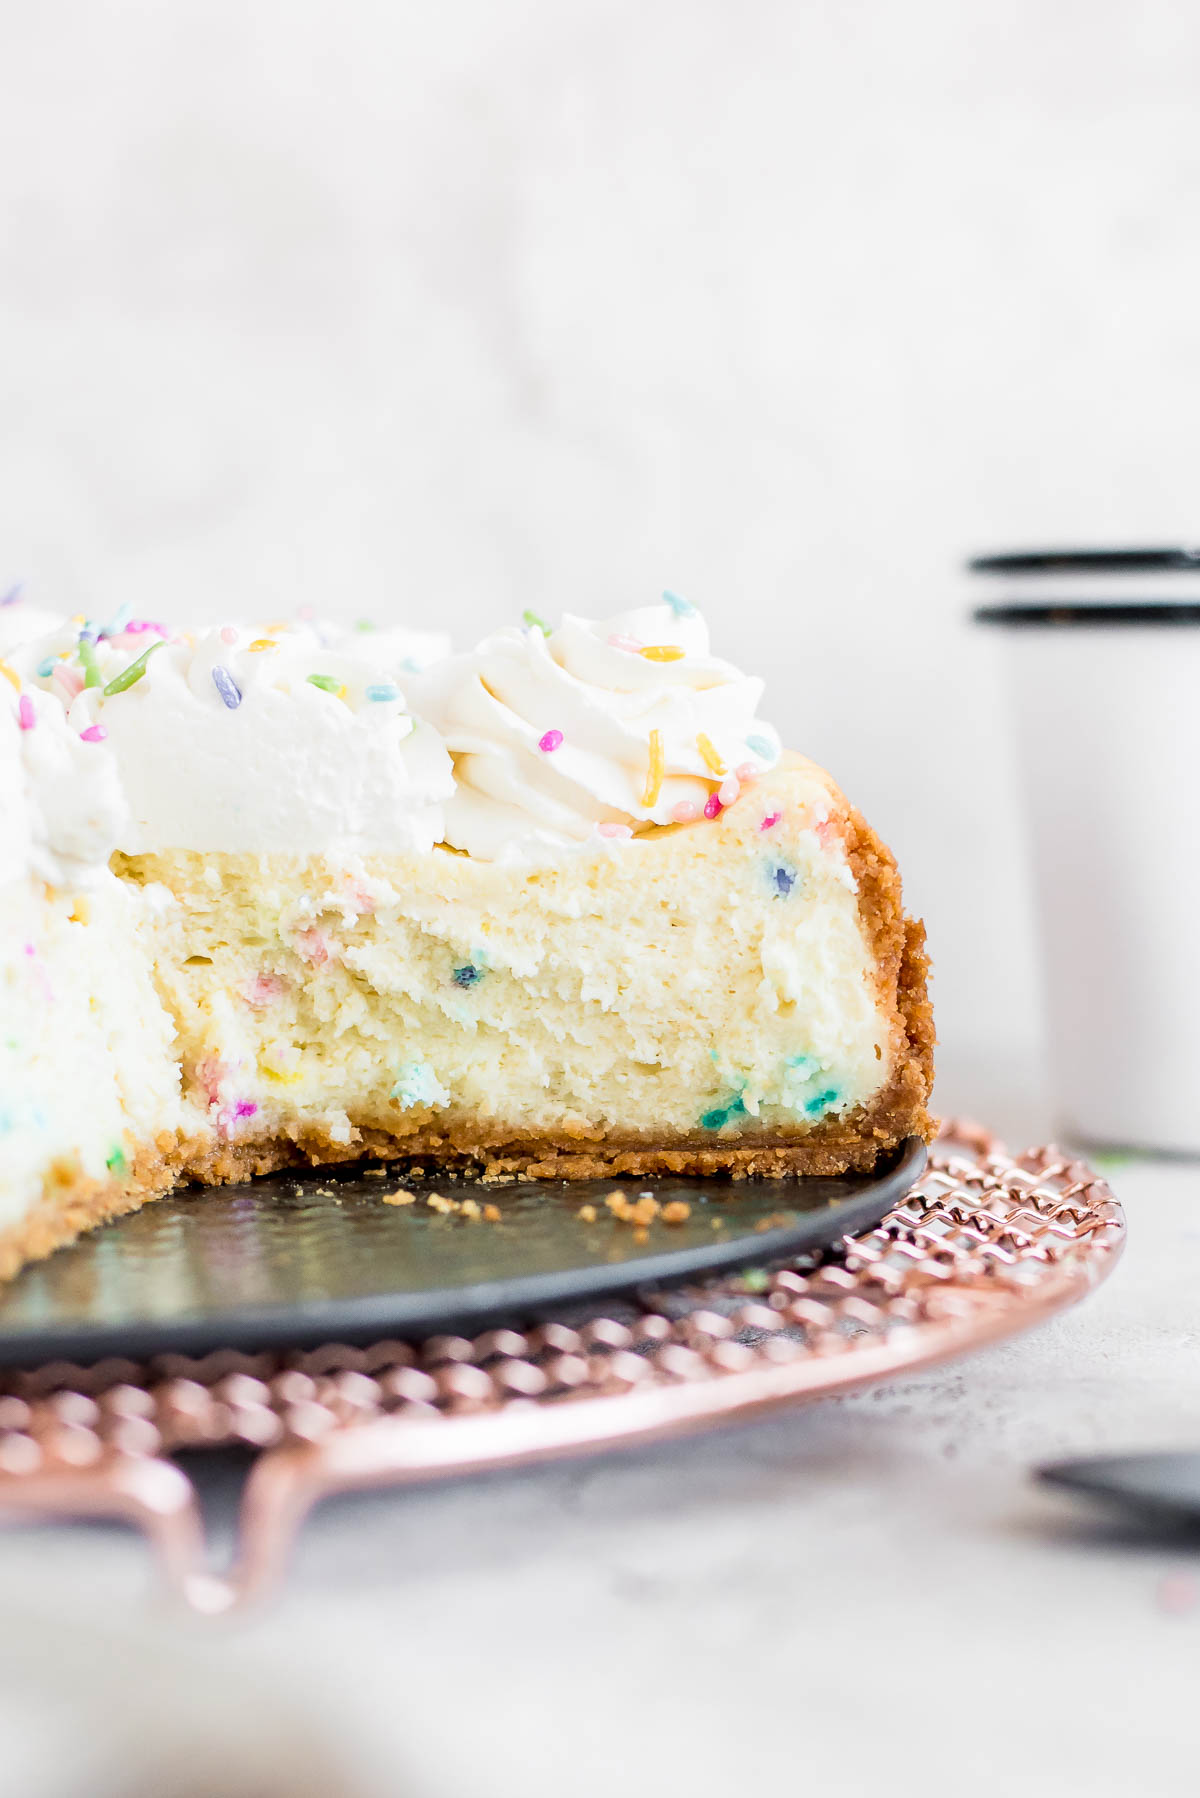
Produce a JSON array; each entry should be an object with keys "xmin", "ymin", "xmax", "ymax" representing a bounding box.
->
[
  {"xmin": 745, "ymin": 734, "xmax": 775, "ymax": 761},
  {"xmin": 597, "ymin": 821, "xmax": 633, "ymax": 839},
  {"xmin": 98, "ymin": 603, "xmax": 132, "ymax": 639},
  {"xmin": 607, "ymin": 633, "xmax": 643, "ymax": 652},
  {"xmin": 671, "ymin": 800, "xmax": 698, "ymax": 824},
  {"xmin": 102, "ymin": 639, "xmax": 163, "ymax": 696},
  {"xmin": 211, "ymin": 666, "xmax": 242, "ymax": 710},
  {"xmin": 717, "ymin": 774, "xmax": 740, "ymax": 808},
  {"xmin": 248, "ymin": 639, "xmax": 276, "ymax": 653},
  {"xmin": 538, "ymin": 728, "xmax": 564, "ymax": 753},
  {"xmin": 17, "ymin": 695, "xmax": 35, "ymax": 731},
  {"xmin": 662, "ymin": 589, "xmax": 697, "ymax": 618},
  {"xmin": 642, "ymin": 729, "xmax": 665, "ymax": 807},
  {"xmin": 0, "ymin": 584, "xmax": 21, "ymax": 607},
  {"xmin": 77, "ymin": 637, "xmax": 102, "ymax": 689},
  {"xmin": 366, "ymin": 683, "xmax": 401, "ymax": 703},
  {"xmin": 703, "ymin": 792, "xmax": 722, "ymax": 820},
  {"xmin": 640, "ymin": 644, "xmax": 685, "ymax": 663},
  {"xmin": 696, "ymin": 732, "xmax": 726, "ymax": 776},
  {"xmin": 522, "ymin": 609, "xmax": 550, "ymax": 635},
  {"xmin": 759, "ymin": 811, "xmax": 781, "ymax": 832},
  {"xmin": 79, "ymin": 724, "xmax": 108, "ymax": 743},
  {"xmin": 307, "ymin": 673, "xmax": 344, "ymax": 696},
  {"xmin": 35, "ymin": 655, "xmax": 56, "ymax": 678},
  {"xmin": 0, "ymin": 659, "xmax": 19, "ymax": 691},
  {"xmin": 220, "ymin": 626, "xmax": 238, "ymax": 646}
]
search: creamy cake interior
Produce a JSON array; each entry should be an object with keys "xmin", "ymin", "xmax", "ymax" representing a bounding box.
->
[{"xmin": 0, "ymin": 593, "xmax": 934, "ymax": 1278}]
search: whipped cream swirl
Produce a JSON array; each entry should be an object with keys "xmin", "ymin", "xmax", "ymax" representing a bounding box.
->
[
  {"xmin": 7, "ymin": 606, "xmax": 454, "ymax": 862},
  {"xmin": 419, "ymin": 598, "xmax": 780, "ymax": 860}
]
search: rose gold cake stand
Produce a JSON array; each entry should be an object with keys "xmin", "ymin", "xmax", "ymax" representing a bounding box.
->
[{"xmin": 0, "ymin": 1123, "xmax": 1124, "ymax": 1612}]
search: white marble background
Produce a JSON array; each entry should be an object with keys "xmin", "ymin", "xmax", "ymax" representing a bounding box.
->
[{"xmin": 3, "ymin": 0, "xmax": 1199, "ymax": 1122}]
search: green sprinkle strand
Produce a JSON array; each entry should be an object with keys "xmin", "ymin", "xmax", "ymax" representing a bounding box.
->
[
  {"xmin": 307, "ymin": 673, "xmax": 342, "ymax": 694},
  {"xmin": 103, "ymin": 638, "xmax": 163, "ymax": 696},
  {"xmin": 77, "ymin": 637, "xmax": 103, "ymax": 688},
  {"xmin": 522, "ymin": 609, "xmax": 550, "ymax": 635}
]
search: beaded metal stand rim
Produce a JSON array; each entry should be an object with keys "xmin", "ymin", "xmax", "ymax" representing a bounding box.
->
[{"xmin": 0, "ymin": 1122, "xmax": 1125, "ymax": 1612}]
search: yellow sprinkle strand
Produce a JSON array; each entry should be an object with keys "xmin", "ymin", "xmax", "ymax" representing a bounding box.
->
[
  {"xmin": 642, "ymin": 728, "xmax": 665, "ymax": 808},
  {"xmin": 0, "ymin": 659, "xmax": 19, "ymax": 691},
  {"xmin": 248, "ymin": 639, "xmax": 276, "ymax": 652},
  {"xmin": 696, "ymin": 732, "xmax": 726, "ymax": 776},
  {"xmin": 640, "ymin": 644, "xmax": 685, "ymax": 662}
]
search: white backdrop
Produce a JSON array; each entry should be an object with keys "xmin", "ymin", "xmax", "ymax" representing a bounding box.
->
[{"xmin": 3, "ymin": 0, "xmax": 1199, "ymax": 1132}]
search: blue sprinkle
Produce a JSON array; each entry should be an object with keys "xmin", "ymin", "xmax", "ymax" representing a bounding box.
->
[
  {"xmin": 662, "ymin": 589, "xmax": 697, "ymax": 618},
  {"xmin": 366, "ymin": 683, "xmax": 401, "ymax": 703},
  {"xmin": 786, "ymin": 1052, "xmax": 818, "ymax": 1075},
  {"xmin": 745, "ymin": 733, "xmax": 777, "ymax": 762},
  {"xmin": 99, "ymin": 602, "xmax": 132, "ymax": 639},
  {"xmin": 452, "ymin": 964, "xmax": 481, "ymax": 988},
  {"xmin": 773, "ymin": 863, "xmax": 796, "ymax": 897},
  {"xmin": 805, "ymin": 1087, "xmax": 840, "ymax": 1117},
  {"xmin": 701, "ymin": 1107, "xmax": 728, "ymax": 1130},
  {"xmin": 401, "ymin": 657, "xmax": 422, "ymax": 674},
  {"xmin": 36, "ymin": 656, "xmax": 56, "ymax": 678},
  {"xmin": 211, "ymin": 665, "xmax": 242, "ymax": 710}
]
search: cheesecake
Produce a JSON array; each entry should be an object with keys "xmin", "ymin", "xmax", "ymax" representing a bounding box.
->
[{"xmin": 0, "ymin": 592, "xmax": 934, "ymax": 1278}]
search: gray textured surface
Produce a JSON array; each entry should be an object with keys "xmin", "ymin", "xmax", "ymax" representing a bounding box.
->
[{"xmin": 0, "ymin": 1152, "xmax": 1192, "ymax": 1796}]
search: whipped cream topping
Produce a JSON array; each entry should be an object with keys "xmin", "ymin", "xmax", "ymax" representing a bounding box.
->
[
  {"xmin": 418, "ymin": 598, "xmax": 781, "ymax": 860},
  {"xmin": 5, "ymin": 605, "xmax": 455, "ymax": 864},
  {"xmin": 1, "ymin": 682, "xmax": 128, "ymax": 891}
]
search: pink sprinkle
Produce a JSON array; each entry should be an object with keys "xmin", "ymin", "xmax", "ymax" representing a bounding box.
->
[
  {"xmin": 538, "ymin": 729, "xmax": 564, "ymax": 753},
  {"xmin": 79, "ymin": 724, "xmax": 108, "ymax": 743},
  {"xmin": 717, "ymin": 774, "xmax": 741, "ymax": 808},
  {"xmin": 607, "ymin": 634, "xmax": 643, "ymax": 653},
  {"xmin": 703, "ymin": 793, "xmax": 723, "ymax": 820},
  {"xmin": 234, "ymin": 1100, "xmax": 258, "ymax": 1119},
  {"xmin": 54, "ymin": 664, "xmax": 84, "ymax": 699},
  {"xmin": 759, "ymin": 811, "xmax": 782, "ymax": 832},
  {"xmin": 295, "ymin": 927, "xmax": 329, "ymax": 967},
  {"xmin": 816, "ymin": 817, "xmax": 837, "ymax": 846},
  {"xmin": 246, "ymin": 973, "xmax": 284, "ymax": 1008},
  {"xmin": 125, "ymin": 620, "xmax": 169, "ymax": 637},
  {"xmin": 735, "ymin": 762, "xmax": 758, "ymax": 784},
  {"xmin": 597, "ymin": 821, "xmax": 633, "ymax": 839},
  {"xmin": 671, "ymin": 800, "xmax": 699, "ymax": 824},
  {"xmin": 220, "ymin": 625, "xmax": 238, "ymax": 646},
  {"xmin": 17, "ymin": 695, "xmax": 35, "ymax": 731}
]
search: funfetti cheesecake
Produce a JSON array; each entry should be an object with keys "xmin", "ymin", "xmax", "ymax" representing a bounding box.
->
[{"xmin": 0, "ymin": 591, "xmax": 934, "ymax": 1279}]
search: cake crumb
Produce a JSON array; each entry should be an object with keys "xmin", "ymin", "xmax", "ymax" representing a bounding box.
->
[
  {"xmin": 460, "ymin": 1197, "xmax": 482, "ymax": 1220},
  {"xmin": 632, "ymin": 1227, "xmax": 649, "ymax": 1245},
  {"xmin": 661, "ymin": 1201, "xmax": 691, "ymax": 1225},
  {"xmin": 482, "ymin": 1203, "xmax": 501, "ymax": 1222},
  {"xmin": 577, "ymin": 1204, "xmax": 597, "ymax": 1223},
  {"xmin": 426, "ymin": 1193, "xmax": 457, "ymax": 1215},
  {"xmin": 381, "ymin": 1190, "xmax": 415, "ymax": 1206},
  {"xmin": 606, "ymin": 1191, "xmax": 660, "ymax": 1227}
]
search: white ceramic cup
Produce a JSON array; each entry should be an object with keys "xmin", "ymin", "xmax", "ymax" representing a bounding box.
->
[{"xmin": 975, "ymin": 550, "xmax": 1200, "ymax": 1153}]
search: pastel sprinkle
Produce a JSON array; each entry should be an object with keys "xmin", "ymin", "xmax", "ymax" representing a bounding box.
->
[
  {"xmin": 234, "ymin": 1100, "xmax": 258, "ymax": 1119},
  {"xmin": 640, "ymin": 644, "xmax": 685, "ymax": 663},
  {"xmin": 0, "ymin": 584, "xmax": 21, "ymax": 607},
  {"xmin": 538, "ymin": 728, "xmax": 564, "ymax": 753},
  {"xmin": 745, "ymin": 734, "xmax": 776, "ymax": 762},
  {"xmin": 77, "ymin": 637, "xmax": 102, "ymax": 688},
  {"xmin": 773, "ymin": 864, "xmax": 797, "ymax": 897},
  {"xmin": 607, "ymin": 633, "xmax": 643, "ymax": 652},
  {"xmin": 79, "ymin": 724, "xmax": 108, "ymax": 743},
  {"xmin": 248, "ymin": 639, "xmax": 276, "ymax": 652},
  {"xmin": 0, "ymin": 659, "xmax": 19, "ymax": 690},
  {"xmin": 736, "ymin": 762, "xmax": 758, "ymax": 784},
  {"xmin": 211, "ymin": 666, "xmax": 242, "ymax": 709},
  {"xmin": 36, "ymin": 655, "xmax": 56, "ymax": 677},
  {"xmin": 642, "ymin": 728, "xmax": 665, "ymax": 807},
  {"xmin": 99, "ymin": 603, "xmax": 132, "ymax": 638},
  {"xmin": 102, "ymin": 638, "xmax": 163, "ymax": 695},
  {"xmin": 696, "ymin": 732, "xmax": 726, "ymax": 776},
  {"xmin": 717, "ymin": 774, "xmax": 740, "ymax": 808},
  {"xmin": 54, "ymin": 664, "xmax": 84, "ymax": 699},
  {"xmin": 703, "ymin": 792, "xmax": 723, "ymax": 820},
  {"xmin": 671, "ymin": 800, "xmax": 699, "ymax": 824},
  {"xmin": 366, "ymin": 683, "xmax": 402, "ymax": 703},
  {"xmin": 759, "ymin": 810, "xmax": 782, "ymax": 832},
  {"xmin": 306, "ymin": 673, "xmax": 344, "ymax": 696},
  {"xmin": 220, "ymin": 626, "xmax": 238, "ymax": 646},
  {"xmin": 355, "ymin": 619, "xmax": 375, "ymax": 632},
  {"xmin": 597, "ymin": 821, "xmax": 633, "ymax": 839},
  {"xmin": 662, "ymin": 589, "xmax": 697, "ymax": 618},
  {"xmin": 805, "ymin": 1087, "xmax": 840, "ymax": 1117},
  {"xmin": 105, "ymin": 1145, "xmax": 127, "ymax": 1173},
  {"xmin": 125, "ymin": 620, "xmax": 169, "ymax": 637},
  {"xmin": 452, "ymin": 964, "xmax": 481, "ymax": 988},
  {"xmin": 17, "ymin": 695, "xmax": 35, "ymax": 731},
  {"xmin": 523, "ymin": 609, "xmax": 550, "ymax": 635}
]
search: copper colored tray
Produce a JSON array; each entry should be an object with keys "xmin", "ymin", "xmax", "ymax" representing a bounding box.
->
[{"xmin": 0, "ymin": 1123, "xmax": 1124, "ymax": 1612}]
